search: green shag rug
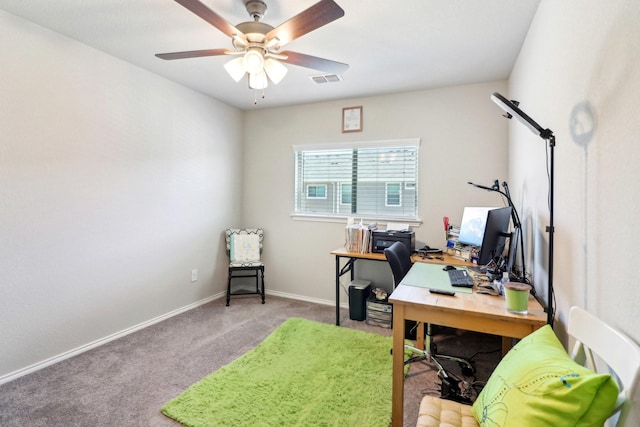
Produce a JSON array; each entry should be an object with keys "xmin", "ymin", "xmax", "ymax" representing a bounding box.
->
[{"xmin": 162, "ymin": 318, "xmax": 396, "ymax": 427}]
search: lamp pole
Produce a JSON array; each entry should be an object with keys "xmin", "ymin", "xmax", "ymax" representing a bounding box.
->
[
  {"xmin": 490, "ymin": 92, "xmax": 556, "ymax": 326},
  {"xmin": 544, "ymin": 133, "xmax": 555, "ymax": 326}
]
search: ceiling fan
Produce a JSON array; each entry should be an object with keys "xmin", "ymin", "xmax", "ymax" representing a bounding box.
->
[{"xmin": 156, "ymin": 0, "xmax": 348, "ymax": 94}]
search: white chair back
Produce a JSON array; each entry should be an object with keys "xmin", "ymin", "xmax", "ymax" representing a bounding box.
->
[{"xmin": 569, "ymin": 306, "xmax": 640, "ymax": 426}]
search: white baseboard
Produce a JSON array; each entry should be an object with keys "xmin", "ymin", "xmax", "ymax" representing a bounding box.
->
[
  {"xmin": 0, "ymin": 290, "xmax": 347, "ymax": 385},
  {"xmin": 267, "ymin": 290, "xmax": 349, "ymax": 310},
  {"xmin": 0, "ymin": 292, "xmax": 225, "ymax": 386}
]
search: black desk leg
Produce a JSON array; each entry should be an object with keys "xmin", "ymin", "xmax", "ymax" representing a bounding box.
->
[
  {"xmin": 335, "ymin": 255, "xmax": 340, "ymax": 325},
  {"xmin": 335, "ymin": 256, "xmax": 357, "ymax": 326}
]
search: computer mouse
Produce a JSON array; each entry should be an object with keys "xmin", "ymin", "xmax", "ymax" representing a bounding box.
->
[{"xmin": 443, "ymin": 265, "xmax": 456, "ymax": 271}]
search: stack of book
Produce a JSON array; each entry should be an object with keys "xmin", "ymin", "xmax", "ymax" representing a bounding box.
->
[{"xmin": 345, "ymin": 222, "xmax": 378, "ymax": 253}]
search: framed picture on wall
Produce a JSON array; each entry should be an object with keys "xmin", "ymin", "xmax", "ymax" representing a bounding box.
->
[{"xmin": 342, "ymin": 106, "xmax": 363, "ymax": 133}]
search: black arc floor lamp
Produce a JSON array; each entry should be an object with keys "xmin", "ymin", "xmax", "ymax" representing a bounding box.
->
[{"xmin": 490, "ymin": 92, "xmax": 555, "ymax": 326}]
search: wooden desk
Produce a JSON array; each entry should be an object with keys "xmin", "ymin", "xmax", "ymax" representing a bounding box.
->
[
  {"xmin": 330, "ymin": 247, "xmax": 470, "ymax": 325},
  {"xmin": 388, "ymin": 274, "xmax": 546, "ymax": 427}
]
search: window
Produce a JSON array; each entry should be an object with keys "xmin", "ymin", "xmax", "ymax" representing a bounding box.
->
[
  {"xmin": 293, "ymin": 138, "xmax": 420, "ymax": 220},
  {"xmin": 386, "ymin": 182, "xmax": 401, "ymax": 206},
  {"xmin": 340, "ymin": 183, "xmax": 352, "ymax": 205},
  {"xmin": 306, "ymin": 184, "xmax": 327, "ymax": 199}
]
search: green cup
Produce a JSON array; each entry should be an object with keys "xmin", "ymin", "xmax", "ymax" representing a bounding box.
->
[{"xmin": 504, "ymin": 282, "xmax": 531, "ymax": 315}]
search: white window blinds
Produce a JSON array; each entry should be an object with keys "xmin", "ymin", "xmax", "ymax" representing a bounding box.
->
[{"xmin": 293, "ymin": 139, "xmax": 420, "ymax": 220}]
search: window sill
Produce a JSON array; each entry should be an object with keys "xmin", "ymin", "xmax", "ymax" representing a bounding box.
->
[{"xmin": 290, "ymin": 213, "xmax": 423, "ymax": 228}]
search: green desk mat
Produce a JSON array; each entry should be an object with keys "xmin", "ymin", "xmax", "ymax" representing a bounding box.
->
[{"xmin": 400, "ymin": 263, "xmax": 473, "ymax": 294}]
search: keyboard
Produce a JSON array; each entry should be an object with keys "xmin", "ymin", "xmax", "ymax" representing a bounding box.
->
[{"xmin": 447, "ymin": 269, "xmax": 474, "ymax": 288}]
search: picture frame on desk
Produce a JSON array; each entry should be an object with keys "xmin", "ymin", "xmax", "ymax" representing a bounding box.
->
[{"xmin": 342, "ymin": 106, "xmax": 362, "ymax": 133}]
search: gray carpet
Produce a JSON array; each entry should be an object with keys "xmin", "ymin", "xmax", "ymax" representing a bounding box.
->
[{"xmin": 0, "ymin": 295, "xmax": 500, "ymax": 426}]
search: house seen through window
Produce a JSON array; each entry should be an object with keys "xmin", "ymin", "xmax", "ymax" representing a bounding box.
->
[{"xmin": 293, "ymin": 139, "xmax": 420, "ymax": 220}]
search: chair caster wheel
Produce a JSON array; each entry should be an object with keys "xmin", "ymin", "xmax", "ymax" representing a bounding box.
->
[{"xmin": 460, "ymin": 362, "xmax": 475, "ymax": 377}]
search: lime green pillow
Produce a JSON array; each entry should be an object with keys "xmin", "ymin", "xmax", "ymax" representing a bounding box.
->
[{"xmin": 472, "ymin": 324, "xmax": 619, "ymax": 426}]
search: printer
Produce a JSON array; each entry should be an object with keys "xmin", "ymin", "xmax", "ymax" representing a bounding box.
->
[{"xmin": 372, "ymin": 230, "xmax": 415, "ymax": 254}]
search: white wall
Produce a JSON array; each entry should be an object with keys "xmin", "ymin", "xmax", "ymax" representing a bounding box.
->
[
  {"xmin": 510, "ymin": 3, "xmax": 640, "ymax": 421},
  {"xmin": 507, "ymin": 0, "xmax": 640, "ymax": 342},
  {"xmin": 242, "ymin": 82, "xmax": 509, "ymax": 302},
  {"xmin": 0, "ymin": 10, "xmax": 243, "ymax": 381}
]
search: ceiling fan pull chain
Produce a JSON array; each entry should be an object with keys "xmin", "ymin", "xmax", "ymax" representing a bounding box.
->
[{"xmin": 252, "ymin": 89, "xmax": 267, "ymax": 105}]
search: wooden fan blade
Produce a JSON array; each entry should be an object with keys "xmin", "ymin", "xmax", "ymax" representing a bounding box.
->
[
  {"xmin": 280, "ymin": 51, "xmax": 348, "ymax": 74},
  {"xmin": 155, "ymin": 49, "xmax": 229, "ymax": 60},
  {"xmin": 266, "ymin": 0, "xmax": 344, "ymax": 47},
  {"xmin": 174, "ymin": 0, "xmax": 244, "ymax": 39}
]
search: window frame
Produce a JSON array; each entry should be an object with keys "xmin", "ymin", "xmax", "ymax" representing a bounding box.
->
[
  {"xmin": 385, "ymin": 182, "xmax": 402, "ymax": 207},
  {"xmin": 292, "ymin": 138, "xmax": 422, "ymax": 225},
  {"xmin": 306, "ymin": 184, "xmax": 328, "ymax": 200}
]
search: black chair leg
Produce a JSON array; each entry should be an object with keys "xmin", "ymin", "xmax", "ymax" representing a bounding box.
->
[
  {"xmin": 226, "ymin": 269, "xmax": 231, "ymax": 306},
  {"xmin": 227, "ymin": 266, "xmax": 265, "ymax": 305},
  {"xmin": 260, "ymin": 267, "xmax": 265, "ymax": 304},
  {"xmin": 255, "ymin": 268, "xmax": 259, "ymax": 293}
]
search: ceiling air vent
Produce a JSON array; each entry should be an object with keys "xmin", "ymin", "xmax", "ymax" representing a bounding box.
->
[{"xmin": 310, "ymin": 74, "xmax": 343, "ymax": 84}]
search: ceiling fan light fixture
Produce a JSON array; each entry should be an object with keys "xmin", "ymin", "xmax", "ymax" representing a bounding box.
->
[
  {"xmin": 264, "ymin": 58, "xmax": 288, "ymax": 84},
  {"xmin": 231, "ymin": 33, "xmax": 248, "ymax": 49},
  {"xmin": 224, "ymin": 57, "xmax": 246, "ymax": 82},
  {"xmin": 265, "ymin": 51, "xmax": 287, "ymax": 61},
  {"xmin": 242, "ymin": 49, "xmax": 265, "ymax": 74},
  {"xmin": 264, "ymin": 36, "xmax": 280, "ymax": 50},
  {"xmin": 249, "ymin": 70, "xmax": 268, "ymax": 90}
]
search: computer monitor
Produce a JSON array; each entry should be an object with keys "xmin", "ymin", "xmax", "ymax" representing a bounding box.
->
[
  {"xmin": 457, "ymin": 207, "xmax": 496, "ymax": 247},
  {"xmin": 505, "ymin": 225, "xmax": 520, "ymax": 275},
  {"xmin": 478, "ymin": 206, "xmax": 513, "ymax": 266}
]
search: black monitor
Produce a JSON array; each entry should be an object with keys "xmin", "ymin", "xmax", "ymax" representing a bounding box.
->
[
  {"xmin": 478, "ymin": 206, "xmax": 513, "ymax": 266},
  {"xmin": 505, "ymin": 226, "xmax": 519, "ymax": 274}
]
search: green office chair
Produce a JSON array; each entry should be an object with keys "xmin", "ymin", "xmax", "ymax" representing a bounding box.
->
[{"xmin": 224, "ymin": 228, "xmax": 265, "ymax": 306}]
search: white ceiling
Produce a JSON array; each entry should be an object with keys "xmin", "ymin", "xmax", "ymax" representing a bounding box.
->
[{"xmin": 0, "ymin": 0, "xmax": 540, "ymax": 110}]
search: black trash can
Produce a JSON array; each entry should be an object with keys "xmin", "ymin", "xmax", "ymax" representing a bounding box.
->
[{"xmin": 348, "ymin": 280, "xmax": 371, "ymax": 321}]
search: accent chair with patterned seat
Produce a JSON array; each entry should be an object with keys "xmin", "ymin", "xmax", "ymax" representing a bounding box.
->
[{"xmin": 224, "ymin": 228, "xmax": 265, "ymax": 306}]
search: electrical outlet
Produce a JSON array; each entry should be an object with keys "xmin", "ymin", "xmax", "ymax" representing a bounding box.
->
[{"xmin": 191, "ymin": 269, "xmax": 198, "ymax": 282}]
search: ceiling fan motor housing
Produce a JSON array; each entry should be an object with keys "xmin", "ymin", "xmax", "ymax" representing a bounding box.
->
[
  {"xmin": 236, "ymin": 21, "xmax": 274, "ymax": 43},
  {"xmin": 244, "ymin": 0, "xmax": 267, "ymax": 21}
]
